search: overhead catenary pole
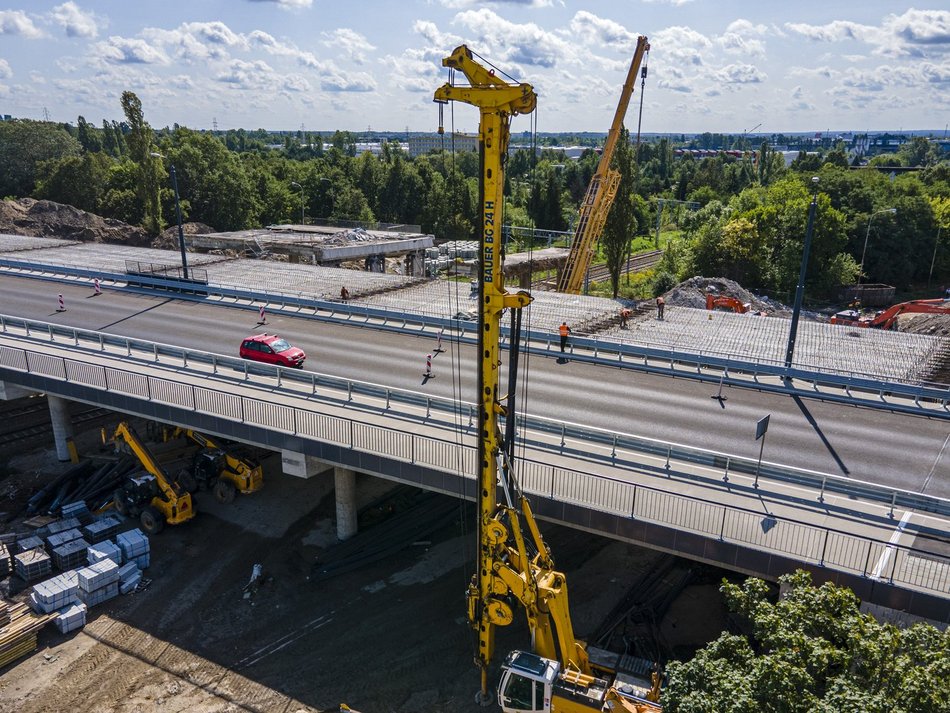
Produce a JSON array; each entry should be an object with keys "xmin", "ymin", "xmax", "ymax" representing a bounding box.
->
[{"xmin": 783, "ymin": 177, "xmax": 820, "ymax": 375}]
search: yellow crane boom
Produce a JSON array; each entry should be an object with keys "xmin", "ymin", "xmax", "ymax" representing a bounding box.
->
[{"xmin": 557, "ymin": 37, "xmax": 650, "ymax": 294}]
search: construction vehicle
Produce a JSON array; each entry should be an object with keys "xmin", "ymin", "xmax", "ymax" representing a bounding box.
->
[
  {"xmin": 104, "ymin": 422, "xmax": 195, "ymax": 534},
  {"xmin": 830, "ymin": 298, "xmax": 950, "ymax": 329},
  {"xmin": 705, "ymin": 293, "xmax": 750, "ymax": 313},
  {"xmin": 556, "ymin": 37, "xmax": 650, "ymax": 295},
  {"xmin": 157, "ymin": 426, "xmax": 263, "ymax": 503},
  {"xmin": 436, "ymin": 45, "xmax": 662, "ymax": 713}
]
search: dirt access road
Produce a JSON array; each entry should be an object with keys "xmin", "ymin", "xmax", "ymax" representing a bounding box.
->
[{"xmin": 0, "ymin": 414, "xmax": 728, "ymax": 713}]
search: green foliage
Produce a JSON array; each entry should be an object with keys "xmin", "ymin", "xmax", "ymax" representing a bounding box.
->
[
  {"xmin": 664, "ymin": 570, "xmax": 950, "ymax": 713},
  {"xmin": 121, "ymin": 91, "xmax": 163, "ymax": 234},
  {"xmin": 652, "ymin": 270, "xmax": 677, "ymax": 296},
  {"xmin": 0, "ymin": 120, "xmax": 81, "ymax": 197},
  {"xmin": 35, "ymin": 152, "xmax": 114, "ymax": 214},
  {"xmin": 602, "ymin": 129, "xmax": 637, "ymax": 296}
]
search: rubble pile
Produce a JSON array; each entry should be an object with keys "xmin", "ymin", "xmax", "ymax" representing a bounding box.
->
[
  {"xmin": 663, "ymin": 276, "xmax": 781, "ymax": 314},
  {"xmin": 0, "ymin": 198, "xmax": 151, "ymax": 246}
]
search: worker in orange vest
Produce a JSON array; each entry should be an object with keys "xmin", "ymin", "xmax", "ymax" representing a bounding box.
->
[
  {"xmin": 558, "ymin": 321, "xmax": 571, "ymax": 352},
  {"xmin": 656, "ymin": 296, "xmax": 665, "ymax": 320}
]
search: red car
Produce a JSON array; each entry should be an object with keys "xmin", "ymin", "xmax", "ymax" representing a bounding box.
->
[{"xmin": 239, "ymin": 334, "xmax": 306, "ymax": 368}]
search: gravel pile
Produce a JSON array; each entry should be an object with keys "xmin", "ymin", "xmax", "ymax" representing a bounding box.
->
[{"xmin": 664, "ymin": 276, "xmax": 779, "ymax": 314}]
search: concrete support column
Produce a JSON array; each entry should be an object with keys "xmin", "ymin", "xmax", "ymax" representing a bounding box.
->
[
  {"xmin": 409, "ymin": 251, "xmax": 424, "ymax": 277},
  {"xmin": 47, "ymin": 394, "xmax": 74, "ymax": 462},
  {"xmin": 334, "ymin": 466, "xmax": 358, "ymax": 541},
  {"xmin": 0, "ymin": 381, "xmax": 33, "ymax": 401}
]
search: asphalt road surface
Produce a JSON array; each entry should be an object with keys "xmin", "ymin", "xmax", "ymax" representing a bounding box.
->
[{"xmin": 1, "ymin": 275, "xmax": 948, "ymax": 500}]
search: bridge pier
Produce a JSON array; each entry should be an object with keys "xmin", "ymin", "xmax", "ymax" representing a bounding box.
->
[
  {"xmin": 47, "ymin": 394, "xmax": 75, "ymax": 462},
  {"xmin": 334, "ymin": 467, "xmax": 358, "ymax": 541}
]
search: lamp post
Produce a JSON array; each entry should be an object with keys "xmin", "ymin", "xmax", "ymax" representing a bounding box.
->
[
  {"xmin": 783, "ymin": 176, "xmax": 820, "ymax": 375},
  {"xmin": 858, "ymin": 207, "xmax": 897, "ymax": 284},
  {"xmin": 150, "ymin": 152, "xmax": 189, "ymax": 280},
  {"xmin": 290, "ymin": 181, "xmax": 305, "ymax": 225}
]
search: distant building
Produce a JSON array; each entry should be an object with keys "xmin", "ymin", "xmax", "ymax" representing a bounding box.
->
[{"xmin": 408, "ymin": 132, "xmax": 477, "ymax": 157}]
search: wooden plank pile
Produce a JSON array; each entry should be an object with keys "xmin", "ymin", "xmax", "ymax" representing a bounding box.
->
[{"xmin": 0, "ymin": 600, "xmax": 51, "ymax": 669}]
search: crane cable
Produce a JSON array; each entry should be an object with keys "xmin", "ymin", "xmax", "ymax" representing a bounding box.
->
[{"xmin": 439, "ymin": 63, "xmax": 474, "ymax": 597}]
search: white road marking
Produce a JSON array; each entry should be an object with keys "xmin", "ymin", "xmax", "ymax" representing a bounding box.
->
[
  {"xmin": 920, "ymin": 433, "xmax": 950, "ymax": 493},
  {"xmin": 871, "ymin": 510, "xmax": 912, "ymax": 579}
]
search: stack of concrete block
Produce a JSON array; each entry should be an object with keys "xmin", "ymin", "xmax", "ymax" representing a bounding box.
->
[
  {"xmin": 28, "ymin": 571, "xmax": 79, "ymax": 614},
  {"xmin": 51, "ymin": 538, "xmax": 90, "ymax": 571},
  {"xmin": 116, "ymin": 529, "xmax": 149, "ymax": 570},
  {"xmin": 14, "ymin": 548, "xmax": 52, "ymax": 582},
  {"xmin": 87, "ymin": 540, "xmax": 121, "ymax": 567},
  {"xmin": 15, "ymin": 535, "xmax": 44, "ymax": 554},
  {"xmin": 0, "ymin": 543, "xmax": 9, "ymax": 578},
  {"xmin": 76, "ymin": 560, "xmax": 120, "ymax": 607},
  {"xmin": 45, "ymin": 528, "xmax": 83, "ymax": 551},
  {"xmin": 82, "ymin": 516, "xmax": 121, "ymax": 545},
  {"xmin": 117, "ymin": 562, "xmax": 141, "ymax": 594},
  {"xmin": 60, "ymin": 501, "xmax": 90, "ymax": 521},
  {"xmin": 53, "ymin": 601, "xmax": 87, "ymax": 634},
  {"xmin": 46, "ymin": 517, "xmax": 82, "ymax": 537}
]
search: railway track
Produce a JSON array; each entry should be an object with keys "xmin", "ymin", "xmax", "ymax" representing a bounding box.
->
[
  {"xmin": 533, "ymin": 248, "xmax": 663, "ymax": 290},
  {"xmin": 0, "ymin": 397, "xmax": 113, "ymax": 451}
]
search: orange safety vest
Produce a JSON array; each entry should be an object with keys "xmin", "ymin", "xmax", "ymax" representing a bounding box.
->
[{"xmin": 559, "ymin": 324, "xmax": 569, "ymax": 337}]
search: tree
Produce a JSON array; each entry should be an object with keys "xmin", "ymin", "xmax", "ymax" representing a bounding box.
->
[
  {"xmin": 120, "ymin": 91, "xmax": 163, "ymax": 234},
  {"xmin": 0, "ymin": 119, "xmax": 81, "ymax": 197},
  {"xmin": 35, "ymin": 152, "xmax": 113, "ymax": 213},
  {"xmin": 602, "ymin": 129, "xmax": 637, "ymax": 296},
  {"xmin": 663, "ymin": 570, "xmax": 950, "ymax": 713}
]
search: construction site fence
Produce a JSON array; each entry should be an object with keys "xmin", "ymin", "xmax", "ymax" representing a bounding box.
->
[
  {"xmin": 2, "ymin": 259, "xmax": 950, "ymax": 418},
  {"xmin": 2, "ymin": 312, "xmax": 949, "ymax": 524},
  {"xmin": 0, "ymin": 323, "xmax": 948, "ymax": 602}
]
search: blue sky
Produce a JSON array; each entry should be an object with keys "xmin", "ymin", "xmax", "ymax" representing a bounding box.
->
[{"xmin": 0, "ymin": 1, "xmax": 947, "ymax": 135}]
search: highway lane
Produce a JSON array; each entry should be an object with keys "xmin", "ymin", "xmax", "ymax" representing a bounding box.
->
[{"xmin": 2, "ymin": 274, "xmax": 948, "ymax": 500}]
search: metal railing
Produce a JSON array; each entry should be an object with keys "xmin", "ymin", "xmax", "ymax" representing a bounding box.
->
[
  {"xmin": 1, "ymin": 312, "xmax": 948, "ymax": 520},
  {"xmin": 2, "ymin": 258, "xmax": 949, "ymax": 421},
  {"xmin": 1, "ymin": 329, "xmax": 947, "ymax": 599}
]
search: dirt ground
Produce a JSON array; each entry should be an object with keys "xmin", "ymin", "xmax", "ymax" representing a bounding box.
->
[{"xmin": 0, "ymin": 407, "xmax": 730, "ymax": 713}]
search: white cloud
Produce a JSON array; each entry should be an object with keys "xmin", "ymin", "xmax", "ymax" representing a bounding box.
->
[
  {"xmin": 51, "ymin": 2, "xmax": 100, "ymax": 39},
  {"xmin": 784, "ymin": 20, "xmax": 875, "ymax": 43},
  {"xmin": 651, "ymin": 26, "xmax": 712, "ymax": 66},
  {"xmin": 0, "ymin": 10, "xmax": 44, "ymax": 38},
  {"xmin": 0, "ymin": 59, "xmax": 11, "ymax": 79},
  {"xmin": 246, "ymin": 0, "xmax": 313, "ymax": 8},
  {"xmin": 321, "ymin": 28, "xmax": 376, "ymax": 65},
  {"xmin": 282, "ymin": 73, "xmax": 311, "ymax": 92},
  {"xmin": 642, "ymin": 0, "xmax": 694, "ymax": 6},
  {"xmin": 215, "ymin": 58, "xmax": 275, "ymax": 88},
  {"xmin": 714, "ymin": 63, "xmax": 766, "ymax": 84},
  {"xmin": 568, "ymin": 11, "xmax": 637, "ymax": 49},
  {"xmin": 92, "ymin": 36, "xmax": 170, "ymax": 65},
  {"xmin": 453, "ymin": 8, "xmax": 571, "ymax": 68},
  {"xmin": 718, "ymin": 19, "xmax": 767, "ymax": 56},
  {"xmin": 440, "ymin": 0, "xmax": 555, "ymax": 7},
  {"xmin": 320, "ymin": 67, "xmax": 375, "ymax": 92}
]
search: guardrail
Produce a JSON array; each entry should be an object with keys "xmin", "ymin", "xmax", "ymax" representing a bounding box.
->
[
  {"xmin": 1, "ymin": 325, "xmax": 947, "ymax": 600},
  {"xmin": 2, "ymin": 312, "xmax": 949, "ymax": 523},
  {"xmin": 3, "ymin": 258, "xmax": 950, "ymax": 419}
]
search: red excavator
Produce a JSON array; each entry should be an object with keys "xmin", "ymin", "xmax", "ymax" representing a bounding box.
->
[
  {"xmin": 705, "ymin": 293, "xmax": 750, "ymax": 313},
  {"xmin": 830, "ymin": 298, "xmax": 950, "ymax": 329}
]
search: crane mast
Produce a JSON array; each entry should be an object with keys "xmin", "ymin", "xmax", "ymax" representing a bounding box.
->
[
  {"xmin": 556, "ymin": 37, "xmax": 650, "ymax": 294},
  {"xmin": 435, "ymin": 45, "xmax": 537, "ymax": 703}
]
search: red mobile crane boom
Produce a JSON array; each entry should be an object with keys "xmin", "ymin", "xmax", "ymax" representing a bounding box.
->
[{"xmin": 830, "ymin": 299, "xmax": 950, "ymax": 329}]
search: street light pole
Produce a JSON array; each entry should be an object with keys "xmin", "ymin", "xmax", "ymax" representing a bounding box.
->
[
  {"xmin": 291, "ymin": 181, "xmax": 305, "ymax": 225},
  {"xmin": 783, "ymin": 176, "xmax": 820, "ymax": 374},
  {"xmin": 150, "ymin": 152, "xmax": 189, "ymax": 280},
  {"xmin": 858, "ymin": 207, "xmax": 897, "ymax": 284}
]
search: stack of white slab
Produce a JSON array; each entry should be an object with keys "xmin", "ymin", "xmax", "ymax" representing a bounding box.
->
[
  {"xmin": 76, "ymin": 559, "xmax": 120, "ymax": 607},
  {"xmin": 29, "ymin": 570, "xmax": 79, "ymax": 614},
  {"xmin": 87, "ymin": 540, "xmax": 121, "ymax": 567},
  {"xmin": 116, "ymin": 529, "xmax": 149, "ymax": 569},
  {"xmin": 117, "ymin": 562, "xmax": 141, "ymax": 594},
  {"xmin": 51, "ymin": 538, "xmax": 90, "ymax": 571},
  {"xmin": 14, "ymin": 548, "xmax": 51, "ymax": 582},
  {"xmin": 53, "ymin": 601, "xmax": 87, "ymax": 634}
]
